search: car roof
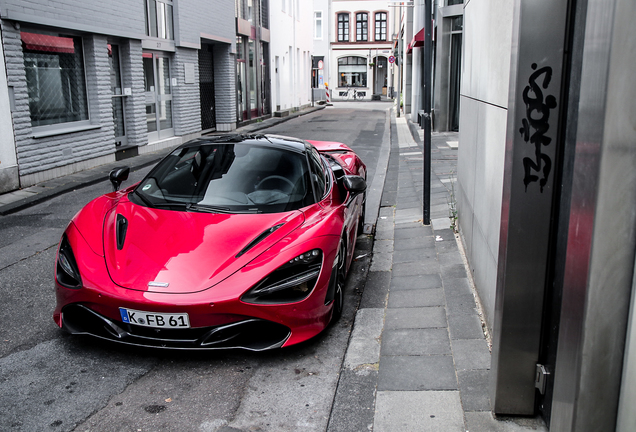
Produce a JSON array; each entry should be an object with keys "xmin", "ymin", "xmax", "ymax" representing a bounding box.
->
[{"xmin": 180, "ymin": 134, "xmax": 309, "ymax": 154}]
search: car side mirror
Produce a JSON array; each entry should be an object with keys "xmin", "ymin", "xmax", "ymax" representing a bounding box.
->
[
  {"xmin": 109, "ymin": 167, "xmax": 130, "ymax": 192},
  {"xmin": 343, "ymin": 175, "xmax": 367, "ymax": 197}
]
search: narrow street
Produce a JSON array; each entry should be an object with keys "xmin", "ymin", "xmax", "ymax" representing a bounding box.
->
[{"xmin": 0, "ymin": 103, "xmax": 392, "ymax": 432}]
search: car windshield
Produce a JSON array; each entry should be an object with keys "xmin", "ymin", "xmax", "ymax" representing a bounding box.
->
[{"xmin": 131, "ymin": 142, "xmax": 314, "ymax": 213}]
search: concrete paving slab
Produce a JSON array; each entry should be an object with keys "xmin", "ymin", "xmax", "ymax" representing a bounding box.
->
[
  {"xmin": 441, "ymin": 263, "xmax": 468, "ymax": 279},
  {"xmin": 344, "ymin": 308, "xmax": 385, "ymax": 369},
  {"xmin": 394, "ymin": 225, "xmax": 432, "ymax": 239},
  {"xmin": 387, "ymin": 288, "xmax": 445, "ymax": 308},
  {"xmin": 392, "ymin": 260, "xmax": 439, "ymax": 276},
  {"xmin": 393, "ymin": 235, "xmax": 436, "ymax": 251},
  {"xmin": 360, "ymin": 271, "xmax": 391, "ymax": 309},
  {"xmin": 444, "ymin": 277, "xmax": 474, "ymax": 298},
  {"xmin": 458, "ymin": 369, "xmax": 491, "ymax": 412},
  {"xmin": 452, "ymin": 339, "xmax": 491, "ymax": 371},
  {"xmin": 446, "ymin": 294, "xmax": 479, "ymax": 316},
  {"xmin": 380, "ymin": 328, "xmax": 451, "ymax": 356},
  {"xmin": 392, "ymin": 247, "xmax": 437, "ymax": 264},
  {"xmin": 384, "ymin": 307, "xmax": 447, "ymax": 329},
  {"xmin": 377, "ymin": 356, "xmax": 457, "ymax": 391},
  {"xmin": 374, "ymin": 391, "xmax": 464, "ymax": 432},
  {"xmin": 432, "ymin": 217, "xmax": 452, "ymax": 231},
  {"xmin": 448, "ymin": 314, "xmax": 485, "ymax": 339},
  {"xmin": 370, "ymin": 252, "xmax": 392, "ymax": 272},
  {"xmin": 326, "ymin": 369, "xmax": 378, "ymax": 432},
  {"xmin": 395, "ymin": 208, "xmax": 423, "ymax": 224},
  {"xmin": 373, "ymin": 239, "xmax": 394, "ymax": 254},
  {"xmin": 438, "ymin": 251, "xmax": 464, "ymax": 266},
  {"xmin": 390, "ymin": 274, "xmax": 443, "ymax": 290}
]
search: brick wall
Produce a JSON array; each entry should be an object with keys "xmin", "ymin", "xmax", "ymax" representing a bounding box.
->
[
  {"xmin": 1, "ymin": 22, "xmax": 116, "ymax": 185},
  {"xmin": 0, "ymin": 0, "xmax": 144, "ymax": 38},
  {"xmin": 176, "ymin": 0, "xmax": 235, "ymax": 48},
  {"xmin": 214, "ymin": 44, "xmax": 237, "ymax": 131},
  {"xmin": 172, "ymin": 47, "xmax": 201, "ymax": 137},
  {"xmin": 120, "ymin": 40, "xmax": 147, "ymax": 148}
]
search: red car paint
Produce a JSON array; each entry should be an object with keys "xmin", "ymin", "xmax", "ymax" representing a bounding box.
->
[{"xmin": 53, "ymin": 136, "xmax": 366, "ymax": 350}]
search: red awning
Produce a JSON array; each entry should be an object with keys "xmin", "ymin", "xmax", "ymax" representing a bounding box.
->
[
  {"xmin": 21, "ymin": 32, "xmax": 75, "ymax": 54},
  {"xmin": 406, "ymin": 27, "xmax": 425, "ymax": 53}
]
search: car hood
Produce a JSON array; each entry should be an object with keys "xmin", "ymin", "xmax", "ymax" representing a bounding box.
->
[{"xmin": 103, "ymin": 200, "xmax": 304, "ymax": 294}]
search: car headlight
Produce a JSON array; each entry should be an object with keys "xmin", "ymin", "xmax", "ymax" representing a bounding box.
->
[
  {"xmin": 56, "ymin": 234, "xmax": 82, "ymax": 289},
  {"xmin": 241, "ymin": 249, "xmax": 323, "ymax": 304}
]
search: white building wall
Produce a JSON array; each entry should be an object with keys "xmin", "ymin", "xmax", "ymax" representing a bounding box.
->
[
  {"xmin": 329, "ymin": 0, "xmax": 393, "ymax": 101},
  {"xmin": 270, "ymin": 0, "xmax": 313, "ymax": 112},
  {"xmin": 313, "ymin": 0, "xmax": 331, "ymax": 90},
  {"xmin": 456, "ymin": 0, "xmax": 514, "ymax": 331},
  {"xmin": 0, "ymin": 39, "xmax": 18, "ymax": 193}
]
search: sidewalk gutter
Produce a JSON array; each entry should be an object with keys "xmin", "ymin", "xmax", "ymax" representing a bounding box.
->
[{"xmin": 0, "ymin": 105, "xmax": 325, "ymax": 216}]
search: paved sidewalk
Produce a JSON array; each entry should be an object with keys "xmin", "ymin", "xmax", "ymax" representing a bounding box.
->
[{"xmin": 330, "ymin": 110, "xmax": 548, "ymax": 431}]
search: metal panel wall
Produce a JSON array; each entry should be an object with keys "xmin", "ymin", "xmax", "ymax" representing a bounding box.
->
[
  {"xmin": 490, "ymin": 0, "xmax": 570, "ymax": 414},
  {"xmin": 551, "ymin": 0, "xmax": 636, "ymax": 429}
]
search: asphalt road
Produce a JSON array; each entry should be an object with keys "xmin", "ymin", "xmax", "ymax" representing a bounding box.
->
[{"xmin": 0, "ymin": 102, "xmax": 391, "ymax": 431}]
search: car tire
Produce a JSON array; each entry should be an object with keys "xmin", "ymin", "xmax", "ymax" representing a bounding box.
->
[
  {"xmin": 331, "ymin": 241, "xmax": 346, "ymax": 322},
  {"xmin": 358, "ymin": 193, "xmax": 366, "ymax": 233}
]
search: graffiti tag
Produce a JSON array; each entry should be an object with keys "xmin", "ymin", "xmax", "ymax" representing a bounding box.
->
[{"xmin": 519, "ymin": 63, "xmax": 557, "ymax": 192}]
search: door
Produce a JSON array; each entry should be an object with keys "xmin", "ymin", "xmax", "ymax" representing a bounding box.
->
[
  {"xmin": 108, "ymin": 44, "xmax": 127, "ymax": 146},
  {"xmin": 373, "ymin": 56, "xmax": 388, "ymax": 95},
  {"xmin": 199, "ymin": 44, "xmax": 216, "ymax": 131},
  {"xmin": 143, "ymin": 52, "xmax": 174, "ymax": 142}
]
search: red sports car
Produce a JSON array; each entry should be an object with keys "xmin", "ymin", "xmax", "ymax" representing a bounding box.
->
[{"xmin": 53, "ymin": 134, "xmax": 366, "ymax": 350}]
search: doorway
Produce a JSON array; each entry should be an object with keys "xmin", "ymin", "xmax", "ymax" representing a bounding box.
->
[
  {"xmin": 373, "ymin": 56, "xmax": 388, "ymax": 95},
  {"xmin": 143, "ymin": 51, "xmax": 174, "ymax": 142},
  {"xmin": 199, "ymin": 44, "xmax": 216, "ymax": 131}
]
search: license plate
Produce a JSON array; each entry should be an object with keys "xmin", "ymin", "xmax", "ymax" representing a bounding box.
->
[{"xmin": 119, "ymin": 308, "xmax": 190, "ymax": 329}]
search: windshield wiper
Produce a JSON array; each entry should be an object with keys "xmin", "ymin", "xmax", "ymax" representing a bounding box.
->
[
  {"xmin": 133, "ymin": 189, "xmax": 154, "ymax": 207},
  {"xmin": 133, "ymin": 190, "xmax": 189, "ymax": 210},
  {"xmin": 187, "ymin": 204, "xmax": 261, "ymax": 214}
]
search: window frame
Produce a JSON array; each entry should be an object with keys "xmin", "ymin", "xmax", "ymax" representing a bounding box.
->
[
  {"xmin": 337, "ymin": 56, "xmax": 367, "ymax": 88},
  {"xmin": 314, "ymin": 11, "xmax": 323, "ymax": 40},
  {"xmin": 374, "ymin": 11, "xmax": 387, "ymax": 41},
  {"xmin": 337, "ymin": 13, "xmax": 350, "ymax": 42},
  {"xmin": 356, "ymin": 12, "xmax": 368, "ymax": 42},
  {"xmin": 21, "ymin": 28, "xmax": 93, "ymax": 135},
  {"xmin": 144, "ymin": 0, "xmax": 174, "ymax": 40}
]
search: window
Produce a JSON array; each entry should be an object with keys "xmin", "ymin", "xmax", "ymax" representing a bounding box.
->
[
  {"xmin": 145, "ymin": 0, "xmax": 174, "ymax": 39},
  {"xmin": 375, "ymin": 12, "xmax": 387, "ymax": 41},
  {"xmin": 337, "ymin": 13, "xmax": 349, "ymax": 42},
  {"xmin": 314, "ymin": 11, "xmax": 323, "ymax": 39},
  {"xmin": 338, "ymin": 56, "xmax": 367, "ymax": 87},
  {"xmin": 260, "ymin": 0, "xmax": 269, "ymax": 28},
  {"xmin": 21, "ymin": 30, "xmax": 89, "ymax": 128},
  {"xmin": 356, "ymin": 13, "xmax": 368, "ymax": 42}
]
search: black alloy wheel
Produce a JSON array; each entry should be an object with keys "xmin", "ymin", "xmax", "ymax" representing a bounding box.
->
[
  {"xmin": 331, "ymin": 241, "xmax": 346, "ymax": 321},
  {"xmin": 358, "ymin": 193, "xmax": 366, "ymax": 233}
]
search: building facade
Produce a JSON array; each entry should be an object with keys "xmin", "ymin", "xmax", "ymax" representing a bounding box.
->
[
  {"xmin": 0, "ymin": 0, "xmax": 236, "ymax": 189},
  {"xmin": 235, "ymin": 0, "xmax": 271, "ymax": 123},
  {"xmin": 312, "ymin": 0, "xmax": 331, "ymax": 102},
  {"xmin": 0, "ymin": 37, "xmax": 18, "ymax": 193},
  {"xmin": 268, "ymin": 0, "xmax": 313, "ymax": 114},
  {"xmin": 330, "ymin": 0, "xmax": 393, "ymax": 101}
]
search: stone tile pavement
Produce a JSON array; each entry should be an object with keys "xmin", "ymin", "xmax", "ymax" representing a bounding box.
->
[{"xmin": 330, "ymin": 110, "xmax": 548, "ymax": 431}]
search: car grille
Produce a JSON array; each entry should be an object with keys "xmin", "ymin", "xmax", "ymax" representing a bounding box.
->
[{"xmin": 61, "ymin": 304, "xmax": 291, "ymax": 351}]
